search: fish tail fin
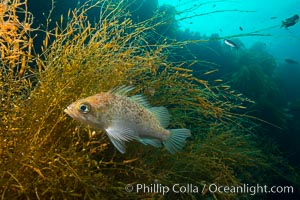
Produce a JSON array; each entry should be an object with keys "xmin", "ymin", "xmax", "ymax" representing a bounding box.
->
[
  {"xmin": 280, "ymin": 21, "xmax": 285, "ymax": 28},
  {"xmin": 163, "ymin": 129, "xmax": 191, "ymax": 154}
]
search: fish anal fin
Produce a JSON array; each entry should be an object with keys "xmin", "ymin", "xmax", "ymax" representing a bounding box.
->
[{"xmin": 139, "ymin": 138, "xmax": 162, "ymax": 148}]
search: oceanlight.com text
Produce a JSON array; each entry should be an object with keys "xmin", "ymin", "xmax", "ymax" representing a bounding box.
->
[
  {"xmin": 207, "ymin": 183, "xmax": 294, "ymax": 196},
  {"xmin": 124, "ymin": 183, "xmax": 294, "ymax": 196}
]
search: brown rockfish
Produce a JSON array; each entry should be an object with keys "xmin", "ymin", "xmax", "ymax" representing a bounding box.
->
[{"xmin": 64, "ymin": 86, "xmax": 191, "ymax": 154}]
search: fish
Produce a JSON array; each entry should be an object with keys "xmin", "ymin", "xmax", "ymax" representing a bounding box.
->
[
  {"xmin": 281, "ymin": 14, "xmax": 299, "ymax": 29},
  {"xmin": 239, "ymin": 26, "xmax": 243, "ymax": 31},
  {"xmin": 64, "ymin": 85, "xmax": 191, "ymax": 154},
  {"xmin": 284, "ymin": 58, "xmax": 299, "ymax": 64},
  {"xmin": 270, "ymin": 16, "xmax": 277, "ymax": 20},
  {"xmin": 224, "ymin": 39, "xmax": 239, "ymax": 50}
]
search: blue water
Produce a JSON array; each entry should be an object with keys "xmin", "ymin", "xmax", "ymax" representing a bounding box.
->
[
  {"xmin": 158, "ymin": 0, "xmax": 300, "ymax": 170},
  {"xmin": 159, "ymin": 0, "xmax": 300, "ymax": 63}
]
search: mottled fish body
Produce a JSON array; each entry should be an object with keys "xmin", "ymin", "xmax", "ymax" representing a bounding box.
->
[{"xmin": 64, "ymin": 86, "xmax": 191, "ymax": 154}]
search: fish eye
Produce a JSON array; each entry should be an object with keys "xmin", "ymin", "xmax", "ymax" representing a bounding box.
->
[{"xmin": 78, "ymin": 103, "xmax": 91, "ymax": 114}]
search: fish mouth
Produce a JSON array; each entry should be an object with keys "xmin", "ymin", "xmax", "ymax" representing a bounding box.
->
[
  {"xmin": 64, "ymin": 106, "xmax": 73, "ymax": 117},
  {"xmin": 64, "ymin": 104, "xmax": 80, "ymax": 120},
  {"xmin": 64, "ymin": 108, "xmax": 69, "ymax": 114}
]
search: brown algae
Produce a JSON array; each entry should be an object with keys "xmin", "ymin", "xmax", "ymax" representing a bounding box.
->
[{"xmin": 0, "ymin": 0, "xmax": 298, "ymax": 199}]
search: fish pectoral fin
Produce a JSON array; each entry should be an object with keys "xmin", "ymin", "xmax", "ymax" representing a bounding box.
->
[
  {"xmin": 139, "ymin": 138, "xmax": 162, "ymax": 148},
  {"xmin": 148, "ymin": 107, "xmax": 170, "ymax": 128},
  {"xmin": 105, "ymin": 120, "xmax": 138, "ymax": 153},
  {"xmin": 107, "ymin": 136, "xmax": 126, "ymax": 154},
  {"xmin": 105, "ymin": 120, "xmax": 137, "ymax": 142}
]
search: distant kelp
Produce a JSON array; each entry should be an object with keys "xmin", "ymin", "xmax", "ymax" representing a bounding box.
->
[
  {"xmin": 0, "ymin": 0, "xmax": 298, "ymax": 199},
  {"xmin": 228, "ymin": 44, "xmax": 291, "ymax": 130}
]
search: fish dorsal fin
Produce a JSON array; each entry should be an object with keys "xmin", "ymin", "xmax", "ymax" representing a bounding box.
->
[
  {"xmin": 110, "ymin": 85, "xmax": 135, "ymax": 96},
  {"xmin": 105, "ymin": 120, "xmax": 138, "ymax": 153},
  {"xmin": 130, "ymin": 94, "xmax": 150, "ymax": 108},
  {"xmin": 148, "ymin": 107, "xmax": 170, "ymax": 128}
]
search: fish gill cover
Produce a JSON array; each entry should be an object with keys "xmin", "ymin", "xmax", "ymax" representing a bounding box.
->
[{"xmin": 0, "ymin": 0, "xmax": 299, "ymax": 199}]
